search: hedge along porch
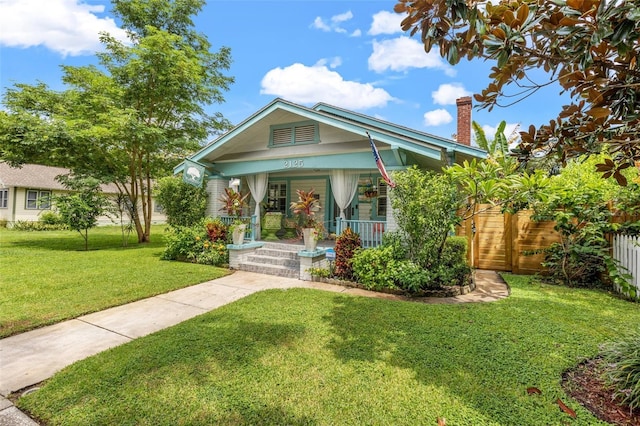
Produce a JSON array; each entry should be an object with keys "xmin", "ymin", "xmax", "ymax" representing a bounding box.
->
[{"xmin": 175, "ymin": 98, "xmax": 486, "ymax": 247}]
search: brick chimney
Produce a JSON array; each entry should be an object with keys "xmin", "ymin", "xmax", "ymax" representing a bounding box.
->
[{"xmin": 456, "ymin": 96, "xmax": 472, "ymax": 146}]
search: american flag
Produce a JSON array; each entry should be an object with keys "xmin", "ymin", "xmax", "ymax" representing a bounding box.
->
[{"xmin": 367, "ymin": 131, "xmax": 396, "ymax": 188}]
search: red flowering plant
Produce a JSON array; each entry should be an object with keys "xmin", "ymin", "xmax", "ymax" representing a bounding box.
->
[
  {"xmin": 289, "ymin": 188, "xmax": 324, "ymax": 240},
  {"xmin": 218, "ymin": 188, "xmax": 249, "ymax": 218}
]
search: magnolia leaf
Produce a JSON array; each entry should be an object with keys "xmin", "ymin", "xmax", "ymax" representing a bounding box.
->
[
  {"xmin": 613, "ymin": 171, "xmax": 628, "ymax": 186},
  {"xmin": 586, "ymin": 107, "xmax": 610, "ymax": 118},
  {"xmin": 556, "ymin": 398, "xmax": 577, "ymax": 418},
  {"xmin": 437, "ymin": 417, "xmax": 447, "ymax": 426},
  {"xmin": 526, "ymin": 387, "xmax": 542, "ymax": 394}
]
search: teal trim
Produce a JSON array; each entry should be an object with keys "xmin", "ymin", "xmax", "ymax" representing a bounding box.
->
[
  {"xmin": 213, "ymin": 151, "xmax": 406, "ymax": 176},
  {"xmin": 314, "ymin": 102, "xmax": 487, "ymax": 158}
]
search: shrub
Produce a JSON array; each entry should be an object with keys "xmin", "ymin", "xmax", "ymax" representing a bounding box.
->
[
  {"xmin": 392, "ymin": 260, "xmax": 434, "ymax": 292},
  {"xmin": 432, "ymin": 237, "xmax": 472, "ymax": 287},
  {"xmin": 307, "ymin": 267, "xmax": 332, "ymax": 278},
  {"xmin": 162, "ymin": 219, "xmax": 229, "ymax": 267},
  {"xmin": 351, "ymin": 246, "xmax": 399, "ymax": 291},
  {"xmin": 601, "ymin": 332, "xmax": 640, "ymax": 411},
  {"xmin": 391, "ymin": 166, "xmax": 461, "ymax": 269},
  {"xmin": 39, "ymin": 211, "xmax": 64, "ymax": 225},
  {"xmin": 352, "ymin": 236, "xmax": 471, "ymax": 293},
  {"xmin": 11, "ymin": 220, "xmax": 67, "ymax": 231},
  {"xmin": 154, "ymin": 176, "xmax": 208, "ymax": 227},
  {"xmin": 205, "ymin": 217, "xmax": 229, "ymax": 243},
  {"xmin": 334, "ymin": 227, "xmax": 362, "ymax": 280}
]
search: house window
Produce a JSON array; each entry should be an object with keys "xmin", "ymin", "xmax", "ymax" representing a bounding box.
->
[
  {"xmin": 26, "ymin": 190, "xmax": 51, "ymax": 210},
  {"xmin": 269, "ymin": 121, "xmax": 319, "ymax": 147},
  {"xmin": 0, "ymin": 189, "xmax": 7, "ymax": 209},
  {"xmin": 376, "ymin": 179, "xmax": 387, "ymax": 217},
  {"xmin": 154, "ymin": 202, "xmax": 164, "ymax": 213},
  {"xmin": 266, "ymin": 182, "xmax": 287, "ymax": 214}
]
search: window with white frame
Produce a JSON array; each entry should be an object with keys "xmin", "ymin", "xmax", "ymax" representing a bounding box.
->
[
  {"xmin": 26, "ymin": 189, "xmax": 51, "ymax": 210},
  {"xmin": 376, "ymin": 179, "xmax": 387, "ymax": 217},
  {"xmin": 266, "ymin": 182, "xmax": 287, "ymax": 214},
  {"xmin": 269, "ymin": 121, "xmax": 319, "ymax": 147},
  {"xmin": 0, "ymin": 189, "xmax": 7, "ymax": 208}
]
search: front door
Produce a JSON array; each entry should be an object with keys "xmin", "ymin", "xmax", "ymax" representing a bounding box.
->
[{"xmin": 332, "ymin": 197, "xmax": 358, "ymax": 233}]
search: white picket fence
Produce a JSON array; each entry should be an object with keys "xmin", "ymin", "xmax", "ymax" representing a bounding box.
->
[{"xmin": 612, "ymin": 234, "xmax": 640, "ymax": 299}]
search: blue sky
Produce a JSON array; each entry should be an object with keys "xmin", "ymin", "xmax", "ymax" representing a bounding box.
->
[{"xmin": 0, "ymin": 0, "xmax": 570, "ymax": 145}]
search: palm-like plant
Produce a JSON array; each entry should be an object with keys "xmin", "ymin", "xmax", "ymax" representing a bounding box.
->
[
  {"xmin": 218, "ymin": 188, "xmax": 249, "ymax": 218},
  {"xmin": 290, "ymin": 188, "xmax": 321, "ymax": 228}
]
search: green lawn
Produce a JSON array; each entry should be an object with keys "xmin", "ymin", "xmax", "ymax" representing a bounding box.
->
[
  {"xmin": 0, "ymin": 226, "xmax": 229, "ymax": 337},
  {"xmin": 18, "ymin": 274, "xmax": 640, "ymax": 425}
]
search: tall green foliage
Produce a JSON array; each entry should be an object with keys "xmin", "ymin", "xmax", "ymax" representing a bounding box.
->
[
  {"xmin": 391, "ymin": 166, "xmax": 461, "ymax": 269},
  {"xmin": 154, "ymin": 175, "xmax": 207, "ymax": 228},
  {"xmin": 0, "ymin": 0, "xmax": 234, "ymax": 243}
]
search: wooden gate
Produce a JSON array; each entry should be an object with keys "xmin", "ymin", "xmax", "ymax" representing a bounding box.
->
[{"xmin": 457, "ymin": 205, "xmax": 561, "ymax": 274}]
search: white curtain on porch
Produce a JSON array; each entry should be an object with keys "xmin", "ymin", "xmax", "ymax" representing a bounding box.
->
[
  {"xmin": 330, "ymin": 169, "xmax": 360, "ymax": 220},
  {"xmin": 246, "ymin": 172, "xmax": 269, "ymax": 218}
]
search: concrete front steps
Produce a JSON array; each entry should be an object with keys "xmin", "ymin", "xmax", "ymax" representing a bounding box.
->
[{"xmin": 238, "ymin": 242, "xmax": 301, "ymax": 278}]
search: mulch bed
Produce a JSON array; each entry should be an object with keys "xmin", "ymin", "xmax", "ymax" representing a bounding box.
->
[{"xmin": 563, "ymin": 357, "xmax": 640, "ymax": 425}]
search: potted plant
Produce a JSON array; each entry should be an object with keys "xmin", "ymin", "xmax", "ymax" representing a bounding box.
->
[
  {"xmin": 290, "ymin": 188, "xmax": 324, "ymax": 251},
  {"xmin": 219, "ymin": 188, "xmax": 250, "ymax": 245}
]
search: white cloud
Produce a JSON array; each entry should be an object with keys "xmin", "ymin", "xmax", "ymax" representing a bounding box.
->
[
  {"xmin": 260, "ymin": 62, "xmax": 396, "ymax": 110},
  {"xmin": 311, "ymin": 11, "xmax": 357, "ymax": 35},
  {"xmin": 311, "ymin": 16, "xmax": 332, "ymax": 32},
  {"xmin": 332, "ymin": 11, "xmax": 353, "ymax": 24},
  {"xmin": 368, "ymin": 37, "xmax": 455, "ymax": 75},
  {"xmin": 432, "ymin": 83, "xmax": 472, "ymax": 105},
  {"xmin": 423, "ymin": 109, "xmax": 453, "ymax": 126},
  {"xmin": 0, "ymin": 0, "xmax": 129, "ymax": 57},
  {"xmin": 368, "ymin": 11, "xmax": 404, "ymax": 36},
  {"xmin": 316, "ymin": 57, "xmax": 343, "ymax": 69},
  {"xmin": 481, "ymin": 123, "xmax": 522, "ymax": 147}
]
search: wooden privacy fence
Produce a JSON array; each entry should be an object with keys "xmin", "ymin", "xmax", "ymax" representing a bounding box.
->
[
  {"xmin": 456, "ymin": 204, "xmax": 561, "ymax": 274},
  {"xmin": 612, "ymin": 234, "xmax": 640, "ymax": 300},
  {"xmin": 457, "ymin": 204, "xmax": 640, "ymax": 274}
]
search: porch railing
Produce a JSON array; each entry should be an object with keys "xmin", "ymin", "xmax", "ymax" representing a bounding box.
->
[
  {"xmin": 336, "ymin": 218, "xmax": 386, "ymax": 248},
  {"xmin": 219, "ymin": 215, "xmax": 258, "ymax": 242}
]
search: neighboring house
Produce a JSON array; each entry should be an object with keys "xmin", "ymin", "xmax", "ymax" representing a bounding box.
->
[
  {"xmin": 175, "ymin": 97, "xmax": 486, "ymax": 242},
  {"xmin": 0, "ymin": 163, "xmax": 167, "ymax": 226}
]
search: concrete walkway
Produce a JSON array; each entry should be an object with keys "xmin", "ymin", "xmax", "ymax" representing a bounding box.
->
[{"xmin": 0, "ymin": 270, "xmax": 509, "ymax": 425}]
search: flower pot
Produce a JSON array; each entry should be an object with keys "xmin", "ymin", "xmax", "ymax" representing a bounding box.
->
[
  {"xmin": 303, "ymin": 227, "xmax": 318, "ymax": 252},
  {"xmin": 232, "ymin": 224, "xmax": 246, "ymax": 245}
]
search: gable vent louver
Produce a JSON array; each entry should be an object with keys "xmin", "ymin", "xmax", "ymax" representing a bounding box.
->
[
  {"xmin": 295, "ymin": 124, "xmax": 315, "ymax": 142},
  {"xmin": 272, "ymin": 127, "xmax": 292, "ymax": 145}
]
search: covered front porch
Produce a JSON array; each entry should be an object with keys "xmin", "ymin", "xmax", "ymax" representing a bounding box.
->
[{"xmin": 219, "ymin": 214, "xmax": 386, "ymax": 249}]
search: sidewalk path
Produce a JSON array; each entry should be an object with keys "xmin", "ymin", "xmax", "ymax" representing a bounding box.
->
[{"xmin": 0, "ymin": 270, "xmax": 508, "ymax": 425}]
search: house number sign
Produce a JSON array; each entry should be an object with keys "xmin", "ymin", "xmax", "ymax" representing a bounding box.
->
[{"xmin": 284, "ymin": 159, "xmax": 304, "ymax": 168}]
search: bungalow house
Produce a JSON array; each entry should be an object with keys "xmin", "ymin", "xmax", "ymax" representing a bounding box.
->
[
  {"xmin": 0, "ymin": 163, "xmax": 167, "ymax": 227},
  {"xmin": 175, "ymin": 97, "xmax": 486, "ymax": 247}
]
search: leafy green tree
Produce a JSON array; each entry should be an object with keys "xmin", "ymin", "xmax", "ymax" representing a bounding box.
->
[
  {"xmin": 54, "ymin": 176, "xmax": 113, "ymax": 251},
  {"xmin": 154, "ymin": 175, "xmax": 207, "ymax": 227},
  {"xmin": 395, "ymin": 0, "xmax": 640, "ymax": 184},
  {"xmin": 391, "ymin": 166, "xmax": 461, "ymax": 268},
  {"xmin": 0, "ymin": 0, "xmax": 234, "ymax": 242}
]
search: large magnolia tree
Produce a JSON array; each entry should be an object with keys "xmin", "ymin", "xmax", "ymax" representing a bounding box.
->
[
  {"xmin": 395, "ymin": 0, "xmax": 640, "ymax": 185},
  {"xmin": 0, "ymin": 0, "xmax": 234, "ymax": 242}
]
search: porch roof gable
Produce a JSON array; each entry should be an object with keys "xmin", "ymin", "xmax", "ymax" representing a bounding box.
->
[{"xmin": 174, "ymin": 98, "xmax": 487, "ymax": 175}]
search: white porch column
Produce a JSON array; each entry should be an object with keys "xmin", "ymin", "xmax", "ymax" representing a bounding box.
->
[
  {"xmin": 385, "ymin": 188, "xmax": 399, "ymax": 233},
  {"xmin": 205, "ymin": 177, "xmax": 228, "ymax": 217}
]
